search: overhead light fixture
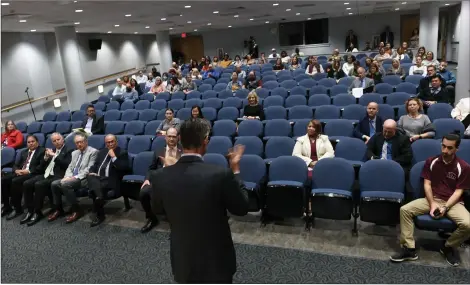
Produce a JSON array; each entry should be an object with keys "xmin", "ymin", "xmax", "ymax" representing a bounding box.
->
[
  {"xmin": 402, "ymin": 2, "xmax": 407, "ymax": 4},
  {"xmin": 395, "ymin": 8, "xmax": 400, "ymax": 11},
  {"xmin": 249, "ymin": 18, "xmax": 254, "ymax": 21},
  {"xmin": 161, "ymin": 18, "xmax": 166, "ymax": 20},
  {"xmin": 286, "ymin": 8, "xmax": 291, "ymax": 11},
  {"xmin": 349, "ymin": 12, "xmax": 353, "ymax": 15},
  {"xmin": 74, "ymin": 0, "xmax": 78, "ymax": 2},
  {"xmin": 194, "ymin": 29, "xmax": 198, "ymax": 31},
  {"xmin": 234, "ymin": 15, "xmax": 239, "ymax": 18},
  {"xmin": 1, "ymin": 3, "xmax": 10, "ymax": 6},
  {"xmin": 228, "ymin": 25, "xmax": 232, "ymax": 28},
  {"xmin": 75, "ymin": 9, "xmax": 83, "ymax": 12},
  {"xmin": 265, "ymin": 21, "xmax": 269, "ymax": 23},
  {"xmin": 185, "ymin": 5, "xmax": 191, "ymax": 8},
  {"xmin": 207, "ymin": 23, "xmax": 212, "ymax": 25},
  {"xmin": 445, "ymin": 3, "xmax": 450, "ymax": 5},
  {"xmin": 74, "ymin": 22, "xmax": 80, "ymax": 25},
  {"xmin": 180, "ymin": 14, "xmax": 183, "ymax": 17},
  {"xmin": 114, "ymin": 24, "xmax": 120, "ymax": 27},
  {"xmin": 30, "ymin": 29, "xmax": 36, "ymax": 32},
  {"xmin": 19, "ymin": 20, "xmax": 27, "ymax": 23},
  {"xmin": 134, "ymin": 32, "xmax": 138, "ymax": 34},
  {"xmin": 107, "ymin": 31, "xmax": 112, "ymax": 33},
  {"xmin": 307, "ymin": 18, "xmax": 311, "ymax": 20},
  {"xmin": 273, "ymin": 3, "xmax": 279, "ymax": 6},
  {"xmin": 169, "ymin": 27, "xmax": 173, "ymax": 30},
  {"xmin": 344, "ymin": 2, "xmax": 349, "ymax": 5},
  {"xmin": 187, "ymin": 21, "xmax": 192, "ymax": 23},
  {"xmin": 346, "ymin": 7, "xmax": 351, "ymax": 10},
  {"xmin": 213, "ymin": 11, "xmax": 219, "ymax": 14},
  {"xmin": 296, "ymin": 13, "xmax": 300, "ymax": 15},
  {"xmin": 145, "ymin": 26, "xmax": 150, "ymax": 28},
  {"xmin": 125, "ymin": 14, "xmax": 131, "ymax": 17}
]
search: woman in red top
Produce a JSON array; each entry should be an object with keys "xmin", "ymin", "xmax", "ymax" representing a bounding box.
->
[{"xmin": 1, "ymin": 120, "xmax": 23, "ymax": 149}]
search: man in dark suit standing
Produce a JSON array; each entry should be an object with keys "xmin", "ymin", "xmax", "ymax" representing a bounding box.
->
[
  {"xmin": 366, "ymin": 119, "xmax": 412, "ymax": 170},
  {"xmin": 21, "ymin": 132, "xmax": 72, "ymax": 226},
  {"xmin": 2, "ymin": 135, "xmax": 45, "ymax": 220},
  {"xmin": 139, "ymin": 127, "xmax": 182, "ymax": 233},
  {"xmin": 354, "ymin": 102, "xmax": 384, "ymax": 143},
  {"xmin": 150, "ymin": 119, "xmax": 249, "ymax": 284},
  {"xmin": 80, "ymin": 104, "xmax": 104, "ymax": 135},
  {"xmin": 380, "ymin": 26, "xmax": 394, "ymax": 48},
  {"xmin": 87, "ymin": 134, "xmax": 129, "ymax": 227}
]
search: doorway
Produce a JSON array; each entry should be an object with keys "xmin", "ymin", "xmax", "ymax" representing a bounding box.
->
[
  {"xmin": 171, "ymin": 35, "xmax": 204, "ymax": 65},
  {"xmin": 400, "ymin": 14, "xmax": 420, "ymax": 46}
]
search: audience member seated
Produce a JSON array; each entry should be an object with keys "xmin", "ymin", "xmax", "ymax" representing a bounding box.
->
[
  {"xmin": 438, "ymin": 61, "xmax": 456, "ymax": 102},
  {"xmin": 156, "ymin": 109, "xmax": 181, "ymax": 136},
  {"xmin": 21, "ymin": 132, "xmax": 72, "ymax": 226},
  {"xmin": 372, "ymin": 60, "xmax": 386, "ymax": 76},
  {"xmin": 176, "ymin": 72, "xmax": 187, "ymax": 87},
  {"xmin": 386, "ymin": 59, "xmax": 406, "ymax": 79},
  {"xmin": 374, "ymin": 48, "xmax": 391, "ymax": 62},
  {"xmin": 390, "ymin": 133, "xmax": 470, "ymax": 267},
  {"xmin": 273, "ymin": 58, "xmax": 285, "ymax": 72},
  {"xmin": 422, "ymin": 51, "xmax": 439, "ymax": 69},
  {"xmin": 409, "ymin": 56, "xmax": 427, "ymax": 77},
  {"xmin": 393, "ymin": 47, "xmax": 410, "ymax": 61},
  {"xmin": 289, "ymin": 57, "xmax": 301, "ymax": 70},
  {"xmin": 452, "ymin": 97, "xmax": 470, "ymax": 137},
  {"xmin": 326, "ymin": 60, "xmax": 346, "ymax": 80},
  {"xmin": 342, "ymin": 55, "xmax": 356, "ymax": 76},
  {"xmin": 384, "ymin": 46, "xmax": 393, "ymax": 57},
  {"xmin": 235, "ymin": 66, "xmax": 246, "ymax": 80},
  {"xmin": 122, "ymin": 75, "xmax": 130, "ymax": 86},
  {"xmin": 354, "ymin": 102, "xmax": 384, "ymax": 143},
  {"xmin": 243, "ymin": 55, "xmax": 256, "ymax": 66},
  {"xmin": 189, "ymin": 60, "xmax": 199, "ymax": 71},
  {"xmin": 397, "ymin": 98, "xmax": 435, "ymax": 142},
  {"xmin": 280, "ymin": 51, "xmax": 291, "ymax": 64},
  {"xmin": 145, "ymin": 73, "xmax": 155, "ymax": 89},
  {"xmin": 150, "ymin": 77, "xmax": 166, "ymax": 94},
  {"xmin": 366, "ymin": 64, "xmax": 383, "ymax": 84},
  {"xmin": 198, "ymin": 57, "xmax": 207, "ymax": 70},
  {"xmin": 112, "ymin": 78, "xmax": 126, "ymax": 96},
  {"xmin": 2, "ymin": 135, "xmax": 45, "ymax": 220},
  {"xmin": 348, "ymin": 67, "xmax": 375, "ymax": 94},
  {"xmin": 328, "ymin": 49, "xmax": 342, "ymax": 62},
  {"xmin": 305, "ymin": 56, "xmax": 324, "ymax": 77},
  {"xmin": 409, "ymin": 29, "xmax": 419, "ymax": 48},
  {"xmin": 87, "ymin": 134, "xmax": 129, "ymax": 227},
  {"xmin": 191, "ymin": 106, "xmax": 205, "ymax": 120},
  {"xmin": 292, "ymin": 119, "xmax": 334, "ymax": 168},
  {"xmin": 364, "ymin": 57, "xmax": 373, "ymax": 70},
  {"xmin": 130, "ymin": 78, "xmax": 143, "ymax": 95},
  {"xmin": 291, "ymin": 47, "xmax": 305, "ymax": 58},
  {"xmin": 268, "ymin": 48, "xmax": 280, "ymax": 59},
  {"xmin": 79, "ymin": 105, "xmax": 105, "ymax": 136},
  {"xmin": 151, "ymin": 67, "xmax": 161, "ymax": 78},
  {"xmin": 345, "ymin": 43, "xmax": 358, "ymax": 53},
  {"xmin": 244, "ymin": 71, "xmax": 262, "ymax": 91},
  {"xmin": 259, "ymin": 52, "xmax": 268, "ymax": 63},
  {"xmin": 1, "ymin": 120, "xmax": 23, "ymax": 149},
  {"xmin": 227, "ymin": 72, "xmax": 244, "ymax": 92},
  {"xmin": 366, "ymin": 119, "xmax": 412, "ymax": 170},
  {"xmin": 349, "ymin": 61, "xmax": 361, "ymax": 77},
  {"xmin": 49, "ymin": 133, "xmax": 98, "ymax": 224},
  {"xmin": 401, "ymin": 42, "xmax": 414, "ymax": 60},
  {"xmin": 123, "ymin": 85, "xmax": 138, "ymax": 102},
  {"xmin": 166, "ymin": 77, "xmax": 182, "ymax": 94},
  {"xmin": 161, "ymin": 73, "xmax": 169, "ymax": 87},
  {"xmin": 211, "ymin": 56, "xmax": 220, "ymax": 68},
  {"xmin": 220, "ymin": 53, "xmax": 232, "ymax": 68},
  {"xmin": 362, "ymin": 41, "xmax": 372, "ymax": 51},
  {"xmin": 139, "ymin": 127, "xmax": 181, "ymax": 233},
  {"xmin": 418, "ymin": 75, "xmax": 449, "ymax": 107},
  {"xmin": 202, "ymin": 65, "xmax": 220, "ymax": 80},
  {"xmin": 243, "ymin": 92, "xmax": 265, "ymax": 121},
  {"xmin": 191, "ymin": 69, "xmax": 202, "ymax": 80},
  {"xmin": 182, "ymin": 75, "xmax": 197, "ymax": 94},
  {"xmin": 136, "ymin": 70, "xmax": 148, "ymax": 84},
  {"xmin": 233, "ymin": 55, "xmax": 243, "ymax": 67}
]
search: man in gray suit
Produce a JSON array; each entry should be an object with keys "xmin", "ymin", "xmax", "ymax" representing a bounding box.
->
[
  {"xmin": 48, "ymin": 133, "xmax": 98, "ymax": 224},
  {"xmin": 348, "ymin": 67, "xmax": 375, "ymax": 94}
]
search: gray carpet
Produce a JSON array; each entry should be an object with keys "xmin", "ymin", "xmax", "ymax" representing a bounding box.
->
[{"xmin": 1, "ymin": 219, "xmax": 469, "ymax": 284}]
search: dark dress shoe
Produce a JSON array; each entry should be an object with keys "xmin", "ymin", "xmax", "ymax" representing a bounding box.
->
[
  {"xmin": 90, "ymin": 215, "xmax": 105, "ymax": 227},
  {"xmin": 141, "ymin": 219, "xmax": 159, "ymax": 233},
  {"xmin": 6, "ymin": 210, "xmax": 23, "ymax": 220},
  {"xmin": 48, "ymin": 210, "xmax": 64, "ymax": 222},
  {"xmin": 20, "ymin": 212, "xmax": 33, "ymax": 224},
  {"xmin": 65, "ymin": 212, "xmax": 81, "ymax": 224},
  {"xmin": 1, "ymin": 208, "xmax": 12, "ymax": 217},
  {"xmin": 27, "ymin": 212, "xmax": 44, "ymax": 226}
]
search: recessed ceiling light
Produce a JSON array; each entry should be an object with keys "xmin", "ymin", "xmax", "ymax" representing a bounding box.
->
[
  {"xmin": 273, "ymin": 3, "xmax": 279, "ymax": 6},
  {"xmin": 349, "ymin": 12, "xmax": 353, "ymax": 15},
  {"xmin": 1, "ymin": 3, "xmax": 10, "ymax": 6},
  {"xmin": 395, "ymin": 8, "xmax": 400, "ymax": 11},
  {"xmin": 296, "ymin": 13, "xmax": 300, "ymax": 15},
  {"xmin": 169, "ymin": 27, "xmax": 173, "ymax": 30},
  {"xmin": 74, "ymin": 0, "xmax": 78, "ymax": 2},
  {"xmin": 114, "ymin": 24, "xmax": 120, "ymax": 27},
  {"xmin": 194, "ymin": 29, "xmax": 198, "ymax": 31},
  {"xmin": 107, "ymin": 31, "xmax": 112, "ymax": 34},
  {"xmin": 125, "ymin": 14, "xmax": 131, "ymax": 17},
  {"xmin": 265, "ymin": 21, "xmax": 269, "ymax": 23},
  {"xmin": 187, "ymin": 21, "xmax": 192, "ymax": 23},
  {"xmin": 402, "ymin": 2, "xmax": 407, "ymax": 4},
  {"xmin": 346, "ymin": 7, "xmax": 351, "ymax": 10},
  {"xmin": 213, "ymin": 11, "xmax": 219, "ymax": 14},
  {"xmin": 75, "ymin": 9, "xmax": 83, "ymax": 12},
  {"xmin": 19, "ymin": 20, "xmax": 27, "ymax": 23},
  {"xmin": 286, "ymin": 8, "xmax": 291, "ymax": 11},
  {"xmin": 185, "ymin": 5, "xmax": 191, "ymax": 8},
  {"xmin": 307, "ymin": 18, "xmax": 311, "ymax": 20},
  {"xmin": 30, "ymin": 29, "xmax": 36, "ymax": 32},
  {"xmin": 207, "ymin": 23, "xmax": 212, "ymax": 26},
  {"xmin": 74, "ymin": 22, "xmax": 80, "ymax": 25},
  {"xmin": 234, "ymin": 15, "xmax": 239, "ymax": 18},
  {"xmin": 179, "ymin": 14, "xmax": 183, "ymax": 17},
  {"xmin": 134, "ymin": 32, "xmax": 138, "ymax": 34},
  {"xmin": 145, "ymin": 26, "xmax": 150, "ymax": 29},
  {"xmin": 228, "ymin": 25, "xmax": 232, "ymax": 28},
  {"xmin": 250, "ymin": 18, "xmax": 254, "ymax": 21},
  {"xmin": 445, "ymin": 3, "xmax": 450, "ymax": 5},
  {"xmin": 344, "ymin": 2, "xmax": 349, "ymax": 5},
  {"xmin": 161, "ymin": 18, "xmax": 166, "ymax": 20}
]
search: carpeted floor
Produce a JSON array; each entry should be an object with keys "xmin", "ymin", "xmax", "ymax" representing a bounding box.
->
[{"xmin": 1, "ymin": 219, "xmax": 469, "ymax": 284}]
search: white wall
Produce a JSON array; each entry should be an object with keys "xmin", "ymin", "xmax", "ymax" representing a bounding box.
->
[{"xmin": 202, "ymin": 11, "xmax": 415, "ymax": 58}]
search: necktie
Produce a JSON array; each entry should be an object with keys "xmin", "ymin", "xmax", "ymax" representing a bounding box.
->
[
  {"xmin": 98, "ymin": 154, "xmax": 112, "ymax": 177},
  {"xmin": 73, "ymin": 152, "xmax": 84, "ymax": 176},
  {"xmin": 44, "ymin": 149, "xmax": 61, "ymax": 178},
  {"xmin": 369, "ymin": 120, "xmax": 375, "ymax": 137},
  {"xmin": 381, "ymin": 142, "xmax": 388, "ymax": 160},
  {"xmin": 361, "ymin": 79, "xmax": 365, "ymax": 88},
  {"xmin": 22, "ymin": 151, "xmax": 33, "ymax": 170}
]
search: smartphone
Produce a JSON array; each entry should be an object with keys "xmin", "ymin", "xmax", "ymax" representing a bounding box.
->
[{"xmin": 433, "ymin": 208, "xmax": 441, "ymax": 217}]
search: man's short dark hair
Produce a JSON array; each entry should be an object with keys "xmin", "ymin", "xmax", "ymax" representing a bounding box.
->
[
  {"xmin": 442, "ymin": 132, "xmax": 461, "ymax": 148},
  {"xmin": 430, "ymin": 74, "xmax": 442, "ymax": 82},
  {"xmin": 427, "ymin": 65, "xmax": 436, "ymax": 71},
  {"xmin": 87, "ymin": 104, "xmax": 95, "ymax": 110},
  {"xmin": 26, "ymin": 134, "xmax": 38, "ymax": 143},
  {"xmin": 179, "ymin": 118, "xmax": 210, "ymax": 149}
]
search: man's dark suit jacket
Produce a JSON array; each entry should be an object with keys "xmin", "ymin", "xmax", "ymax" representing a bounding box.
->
[
  {"xmin": 366, "ymin": 132, "xmax": 412, "ymax": 169},
  {"xmin": 13, "ymin": 147, "xmax": 45, "ymax": 174},
  {"xmin": 80, "ymin": 115, "xmax": 105, "ymax": 135},
  {"xmin": 145, "ymin": 145, "xmax": 183, "ymax": 180},
  {"xmin": 39, "ymin": 145, "xmax": 73, "ymax": 178},
  {"xmin": 354, "ymin": 116, "xmax": 384, "ymax": 140},
  {"xmin": 418, "ymin": 77, "xmax": 449, "ymax": 104},
  {"xmin": 89, "ymin": 147, "xmax": 129, "ymax": 193},
  {"xmin": 380, "ymin": 31, "xmax": 394, "ymax": 47},
  {"xmin": 150, "ymin": 155, "xmax": 249, "ymax": 283}
]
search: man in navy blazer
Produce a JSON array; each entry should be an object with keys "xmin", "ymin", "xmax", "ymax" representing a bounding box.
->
[{"xmin": 353, "ymin": 102, "xmax": 384, "ymax": 143}]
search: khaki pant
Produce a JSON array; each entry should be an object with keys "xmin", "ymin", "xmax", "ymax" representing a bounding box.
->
[{"xmin": 400, "ymin": 198, "xmax": 470, "ymax": 248}]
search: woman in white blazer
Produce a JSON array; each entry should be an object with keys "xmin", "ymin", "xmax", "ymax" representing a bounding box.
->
[{"xmin": 292, "ymin": 119, "xmax": 335, "ymax": 167}]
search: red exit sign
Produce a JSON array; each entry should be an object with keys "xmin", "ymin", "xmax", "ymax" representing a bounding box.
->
[{"xmin": 181, "ymin": 33, "xmax": 187, "ymax": 38}]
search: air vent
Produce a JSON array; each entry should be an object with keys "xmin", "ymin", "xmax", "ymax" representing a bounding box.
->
[
  {"xmin": 308, "ymin": 12, "xmax": 328, "ymax": 17},
  {"xmin": 293, "ymin": 3, "xmax": 316, "ymax": 8}
]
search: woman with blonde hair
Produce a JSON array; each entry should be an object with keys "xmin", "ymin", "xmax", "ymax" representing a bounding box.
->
[
  {"xmin": 397, "ymin": 98, "xmax": 435, "ymax": 142},
  {"xmin": 242, "ymin": 91, "xmax": 264, "ymax": 120},
  {"xmin": 150, "ymin": 77, "xmax": 165, "ymax": 94}
]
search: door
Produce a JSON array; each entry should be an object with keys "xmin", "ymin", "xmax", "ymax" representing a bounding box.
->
[
  {"xmin": 171, "ymin": 35, "xmax": 204, "ymax": 64},
  {"xmin": 401, "ymin": 14, "xmax": 420, "ymax": 46}
]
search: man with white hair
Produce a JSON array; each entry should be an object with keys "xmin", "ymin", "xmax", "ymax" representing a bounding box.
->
[
  {"xmin": 136, "ymin": 70, "xmax": 148, "ymax": 84},
  {"xmin": 112, "ymin": 78, "xmax": 126, "ymax": 96}
]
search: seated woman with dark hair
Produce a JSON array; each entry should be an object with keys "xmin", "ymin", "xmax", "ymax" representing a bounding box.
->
[
  {"xmin": 156, "ymin": 108, "xmax": 181, "ymax": 136},
  {"xmin": 273, "ymin": 58, "xmax": 285, "ymax": 72},
  {"xmin": 366, "ymin": 64, "xmax": 383, "ymax": 84},
  {"xmin": 326, "ymin": 60, "xmax": 346, "ymax": 80},
  {"xmin": 1, "ymin": 120, "xmax": 23, "ymax": 149},
  {"xmin": 243, "ymin": 92, "xmax": 264, "ymax": 120},
  {"xmin": 190, "ymin": 105, "xmax": 204, "ymax": 119}
]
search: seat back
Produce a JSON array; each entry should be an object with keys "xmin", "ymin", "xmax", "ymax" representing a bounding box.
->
[
  {"xmin": 411, "ymin": 139, "xmax": 441, "ymax": 165},
  {"xmin": 203, "ymin": 153, "xmax": 228, "ymax": 168},
  {"xmin": 234, "ymin": 136, "xmax": 264, "ymax": 156},
  {"xmin": 312, "ymin": 158, "xmax": 355, "ymax": 190},
  {"xmin": 269, "ymin": 156, "xmax": 307, "ymax": 184},
  {"xmin": 359, "ymin": 160, "xmax": 405, "ymax": 193},
  {"xmin": 239, "ymin": 154, "xmax": 266, "ymax": 184},
  {"xmin": 206, "ymin": 136, "xmax": 233, "ymax": 156},
  {"xmin": 264, "ymin": 137, "xmax": 295, "ymax": 159},
  {"xmin": 335, "ymin": 137, "xmax": 367, "ymax": 162},
  {"xmin": 132, "ymin": 152, "xmax": 154, "ymax": 176},
  {"xmin": 127, "ymin": 136, "xmax": 152, "ymax": 157}
]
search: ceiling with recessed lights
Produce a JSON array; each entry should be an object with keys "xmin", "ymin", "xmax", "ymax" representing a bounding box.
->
[{"xmin": 0, "ymin": 0, "xmax": 458, "ymax": 35}]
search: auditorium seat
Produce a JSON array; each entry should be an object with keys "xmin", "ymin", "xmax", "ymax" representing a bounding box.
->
[
  {"xmin": 285, "ymin": 95, "xmax": 307, "ymax": 108},
  {"xmin": 104, "ymin": 110, "xmax": 122, "ymax": 122},
  {"xmin": 396, "ymin": 82, "xmax": 417, "ymax": 95},
  {"xmin": 263, "ymin": 96, "xmax": 284, "ymax": 108},
  {"xmin": 411, "ymin": 139, "xmax": 441, "ymax": 165},
  {"xmin": 288, "ymin": 105, "xmax": 313, "ymax": 121},
  {"xmin": 151, "ymin": 99, "xmax": 167, "ymax": 111},
  {"xmin": 202, "ymin": 90, "xmax": 218, "ymax": 100},
  {"xmin": 176, "ymin": 108, "xmax": 191, "ymax": 121},
  {"xmin": 124, "ymin": 121, "xmax": 145, "ymax": 135},
  {"xmin": 55, "ymin": 121, "xmax": 72, "ymax": 134},
  {"xmin": 27, "ymin": 122, "xmax": 42, "ymax": 134},
  {"xmin": 168, "ymin": 99, "xmax": 185, "ymax": 111},
  {"xmin": 43, "ymin": 112, "xmax": 57, "ymax": 122},
  {"xmin": 139, "ymin": 109, "xmax": 157, "ymax": 122},
  {"xmin": 106, "ymin": 101, "xmax": 121, "ymax": 111},
  {"xmin": 324, "ymin": 119, "xmax": 354, "ymax": 140},
  {"xmin": 171, "ymin": 91, "xmax": 186, "ymax": 100},
  {"xmin": 88, "ymin": 135, "xmax": 105, "ymax": 150},
  {"xmin": 427, "ymin": 103, "xmax": 453, "ymax": 122},
  {"xmin": 207, "ymin": 136, "xmax": 233, "ymax": 156},
  {"xmin": 264, "ymin": 137, "xmax": 295, "ymax": 164},
  {"xmin": 237, "ymin": 120, "xmax": 263, "ymax": 137},
  {"xmin": 217, "ymin": 107, "xmax": 239, "ymax": 121},
  {"xmin": 433, "ymin": 119, "xmax": 465, "ymax": 139},
  {"xmin": 204, "ymin": 98, "xmax": 223, "ymax": 110},
  {"xmin": 298, "ymin": 78, "xmax": 317, "ymax": 89},
  {"xmin": 332, "ymin": 94, "xmax": 355, "ymax": 107},
  {"xmin": 330, "ymin": 85, "xmax": 348, "ymax": 97},
  {"xmin": 106, "ymin": 121, "xmax": 126, "ymax": 135},
  {"xmin": 223, "ymin": 97, "xmax": 243, "ymax": 109},
  {"xmin": 239, "ymin": 154, "xmax": 267, "ymax": 211},
  {"xmin": 342, "ymin": 105, "xmax": 365, "ymax": 122},
  {"xmin": 234, "ymin": 136, "xmax": 264, "ymax": 157},
  {"xmin": 203, "ymin": 153, "xmax": 228, "ymax": 168},
  {"xmin": 263, "ymin": 119, "xmax": 291, "ymax": 140}
]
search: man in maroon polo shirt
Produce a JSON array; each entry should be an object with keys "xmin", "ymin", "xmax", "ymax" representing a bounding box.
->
[{"xmin": 390, "ymin": 133, "xmax": 470, "ymax": 266}]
